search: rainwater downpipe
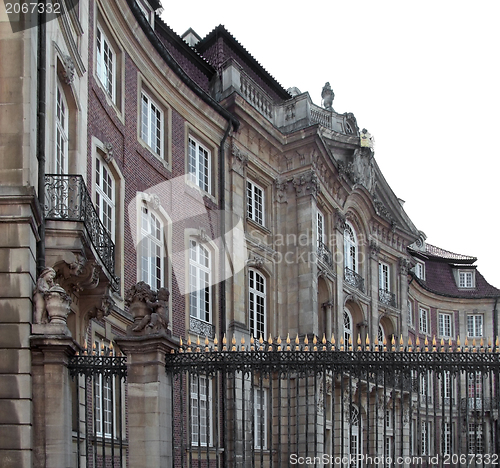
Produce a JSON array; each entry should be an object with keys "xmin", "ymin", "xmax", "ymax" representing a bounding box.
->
[{"xmin": 36, "ymin": 9, "xmax": 47, "ymax": 275}]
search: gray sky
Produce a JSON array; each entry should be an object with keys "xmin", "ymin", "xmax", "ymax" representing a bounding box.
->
[{"xmin": 162, "ymin": 0, "xmax": 500, "ymax": 288}]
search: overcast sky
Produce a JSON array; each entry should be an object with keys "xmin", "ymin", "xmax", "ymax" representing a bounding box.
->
[{"xmin": 162, "ymin": 1, "xmax": 500, "ymax": 288}]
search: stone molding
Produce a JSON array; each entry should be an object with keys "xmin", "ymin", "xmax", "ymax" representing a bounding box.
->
[
  {"xmin": 292, "ymin": 170, "xmax": 319, "ymax": 198},
  {"xmin": 231, "ymin": 144, "xmax": 249, "ymax": 176}
]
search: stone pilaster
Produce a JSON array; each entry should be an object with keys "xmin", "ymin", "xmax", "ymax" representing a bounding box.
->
[
  {"xmin": 115, "ymin": 333, "xmax": 177, "ymax": 468},
  {"xmin": 369, "ymin": 240, "xmax": 381, "ymax": 342},
  {"xmin": 30, "ymin": 335, "xmax": 79, "ymax": 468}
]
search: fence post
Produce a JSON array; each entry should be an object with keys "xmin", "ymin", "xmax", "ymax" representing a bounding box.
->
[
  {"xmin": 30, "ymin": 334, "xmax": 79, "ymax": 468},
  {"xmin": 115, "ymin": 332, "xmax": 176, "ymax": 468}
]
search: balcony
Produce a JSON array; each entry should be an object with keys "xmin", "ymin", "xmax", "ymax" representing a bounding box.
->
[
  {"xmin": 460, "ymin": 397, "xmax": 493, "ymax": 412},
  {"xmin": 344, "ymin": 267, "xmax": 365, "ymax": 293},
  {"xmin": 44, "ymin": 174, "xmax": 118, "ymax": 288},
  {"xmin": 379, "ymin": 288, "xmax": 396, "ymax": 307},
  {"xmin": 317, "ymin": 241, "xmax": 333, "ymax": 269},
  {"xmin": 189, "ymin": 316, "xmax": 215, "ymax": 339}
]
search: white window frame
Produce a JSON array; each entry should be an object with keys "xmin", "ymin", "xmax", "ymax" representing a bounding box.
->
[
  {"xmin": 94, "ymin": 338, "xmax": 115, "ymax": 439},
  {"xmin": 419, "ymin": 307, "xmax": 429, "ymax": 335},
  {"xmin": 317, "ymin": 210, "xmax": 325, "ymax": 248},
  {"xmin": 438, "ymin": 312, "xmax": 453, "ymax": 338},
  {"xmin": 421, "ymin": 421, "xmax": 431, "ymax": 456},
  {"xmin": 249, "ymin": 269, "xmax": 266, "ymax": 339},
  {"xmin": 344, "ymin": 222, "xmax": 358, "ymax": 273},
  {"xmin": 467, "ymin": 315, "xmax": 483, "ymax": 338},
  {"xmin": 442, "ymin": 422, "xmax": 452, "ymax": 456},
  {"xmin": 415, "ymin": 261, "xmax": 425, "ymax": 280},
  {"xmin": 139, "ymin": 202, "xmax": 164, "ymax": 291},
  {"xmin": 407, "ymin": 299, "xmax": 414, "ymax": 327},
  {"xmin": 189, "ymin": 239, "xmax": 211, "ymax": 323},
  {"xmin": 254, "ymin": 388, "xmax": 268, "ymax": 450},
  {"xmin": 344, "ymin": 309, "xmax": 353, "ymax": 346},
  {"xmin": 349, "ymin": 406, "xmax": 362, "ymax": 468},
  {"xmin": 55, "ymin": 82, "xmax": 69, "ymax": 174},
  {"xmin": 96, "ymin": 156, "xmax": 115, "ymax": 241},
  {"xmin": 378, "ymin": 324, "xmax": 385, "ymax": 345},
  {"xmin": 420, "ymin": 371, "xmax": 432, "ymax": 404},
  {"xmin": 247, "ymin": 180, "xmax": 265, "ymax": 226},
  {"xmin": 140, "ymin": 90, "xmax": 164, "ymax": 159},
  {"xmin": 188, "ymin": 136, "xmax": 211, "ymax": 193},
  {"xmin": 190, "ymin": 375, "xmax": 212, "ymax": 447},
  {"xmin": 458, "ymin": 270, "xmax": 474, "ymax": 288},
  {"xmin": 468, "ymin": 423, "xmax": 484, "ymax": 455},
  {"xmin": 96, "ymin": 25, "xmax": 116, "ymax": 102},
  {"xmin": 379, "ymin": 262, "xmax": 390, "ymax": 292}
]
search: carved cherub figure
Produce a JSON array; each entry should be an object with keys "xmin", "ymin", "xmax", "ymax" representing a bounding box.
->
[
  {"xmin": 147, "ymin": 287, "xmax": 170, "ymax": 331},
  {"xmin": 33, "ymin": 267, "xmax": 57, "ymax": 324}
]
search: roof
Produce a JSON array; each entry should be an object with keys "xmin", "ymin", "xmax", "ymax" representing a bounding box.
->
[
  {"xmin": 195, "ymin": 25, "xmax": 292, "ymax": 101},
  {"xmin": 409, "ymin": 243, "xmax": 500, "ymax": 299},
  {"xmin": 409, "ymin": 243, "xmax": 476, "ymax": 264}
]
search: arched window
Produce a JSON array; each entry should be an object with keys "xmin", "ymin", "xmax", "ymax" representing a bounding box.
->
[
  {"xmin": 139, "ymin": 202, "xmax": 164, "ymax": 291},
  {"xmin": 189, "ymin": 239, "xmax": 211, "ymax": 323},
  {"xmin": 350, "ymin": 406, "xmax": 362, "ymax": 467},
  {"xmin": 344, "ymin": 222, "xmax": 358, "ymax": 273},
  {"xmin": 55, "ymin": 82, "xmax": 68, "ymax": 174},
  {"xmin": 249, "ymin": 269, "xmax": 266, "ymax": 339},
  {"xmin": 378, "ymin": 324, "xmax": 385, "ymax": 345},
  {"xmin": 344, "ymin": 309, "xmax": 353, "ymax": 345}
]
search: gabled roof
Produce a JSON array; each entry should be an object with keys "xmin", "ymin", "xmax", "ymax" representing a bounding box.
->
[{"xmin": 195, "ymin": 25, "xmax": 292, "ymax": 101}]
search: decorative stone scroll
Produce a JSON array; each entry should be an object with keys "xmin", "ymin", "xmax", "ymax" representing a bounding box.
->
[
  {"xmin": 247, "ymin": 254, "xmax": 265, "ymax": 270},
  {"xmin": 274, "ymin": 176, "xmax": 288, "ymax": 203},
  {"xmin": 103, "ymin": 142, "xmax": 114, "ymax": 163},
  {"xmin": 231, "ymin": 144, "xmax": 249, "ymax": 176},
  {"xmin": 125, "ymin": 282, "xmax": 170, "ymax": 335}
]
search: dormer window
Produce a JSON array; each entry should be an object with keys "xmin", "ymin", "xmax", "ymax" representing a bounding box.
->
[
  {"xmin": 136, "ymin": 0, "xmax": 154, "ymax": 26},
  {"xmin": 458, "ymin": 270, "xmax": 475, "ymax": 289},
  {"xmin": 415, "ymin": 262, "xmax": 425, "ymax": 280}
]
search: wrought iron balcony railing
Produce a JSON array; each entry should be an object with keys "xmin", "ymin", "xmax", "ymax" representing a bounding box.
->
[
  {"xmin": 317, "ymin": 241, "xmax": 333, "ymax": 269},
  {"xmin": 345, "ymin": 267, "xmax": 365, "ymax": 292},
  {"xmin": 460, "ymin": 397, "xmax": 493, "ymax": 412},
  {"xmin": 189, "ymin": 316, "xmax": 215, "ymax": 339},
  {"xmin": 379, "ymin": 288, "xmax": 396, "ymax": 307},
  {"xmin": 44, "ymin": 174, "xmax": 118, "ymax": 286}
]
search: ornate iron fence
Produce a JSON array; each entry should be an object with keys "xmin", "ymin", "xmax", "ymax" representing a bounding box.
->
[
  {"xmin": 166, "ymin": 335, "xmax": 500, "ymax": 468},
  {"xmin": 69, "ymin": 346, "xmax": 128, "ymax": 468},
  {"xmin": 44, "ymin": 174, "xmax": 118, "ymax": 288},
  {"xmin": 379, "ymin": 288, "xmax": 396, "ymax": 307},
  {"xmin": 345, "ymin": 267, "xmax": 365, "ymax": 293},
  {"xmin": 318, "ymin": 242, "xmax": 334, "ymax": 269}
]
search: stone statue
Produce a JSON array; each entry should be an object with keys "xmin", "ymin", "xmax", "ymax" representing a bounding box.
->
[
  {"xmin": 321, "ymin": 82, "xmax": 334, "ymax": 111},
  {"xmin": 129, "ymin": 285, "xmax": 170, "ymax": 333},
  {"xmin": 147, "ymin": 287, "xmax": 170, "ymax": 331},
  {"xmin": 33, "ymin": 267, "xmax": 56, "ymax": 324}
]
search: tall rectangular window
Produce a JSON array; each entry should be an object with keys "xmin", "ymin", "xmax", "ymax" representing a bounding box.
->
[
  {"xmin": 316, "ymin": 211, "xmax": 324, "ymax": 248},
  {"xmin": 96, "ymin": 157, "xmax": 115, "ymax": 241},
  {"xmin": 467, "ymin": 315, "xmax": 483, "ymax": 337},
  {"xmin": 94, "ymin": 339, "xmax": 114, "ymax": 438},
  {"xmin": 141, "ymin": 91, "xmax": 164, "ymax": 158},
  {"xmin": 139, "ymin": 203, "xmax": 164, "ymax": 291},
  {"xmin": 247, "ymin": 180, "xmax": 264, "ymax": 225},
  {"xmin": 468, "ymin": 423, "xmax": 483, "ymax": 454},
  {"xmin": 96, "ymin": 26, "xmax": 116, "ymax": 102},
  {"xmin": 254, "ymin": 388, "xmax": 268, "ymax": 449},
  {"xmin": 438, "ymin": 313, "xmax": 452, "ymax": 338},
  {"xmin": 191, "ymin": 375, "xmax": 210, "ymax": 446},
  {"xmin": 55, "ymin": 83, "xmax": 68, "ymax": 174},
  {"xmin": 379, "ymin": 262, "xmax": 390, "ymax": 291},
  {"xmin": 407, "ymin": 299, "xmax": 414, "ymax": 327},
  {"xmin": 419, "ymin": 307, "xmax": 428, "ymax": 334},
  {"xmin": 421, "ymin": 421, "xmax": 430, "ymax": 455},
  {"xmin": 189, "ymin": 240, "xmax": 211, "ymax": 323},
  {"xmin": 249, "ymin": 270, "xmax": 266, "ymax": 339},
  {"xmin": 188, "ymin": 137, "xmax": 210, "ymax": 193},
  {"xmin": 442, "ymin": 422, "xmax": 451, "ymax": 456}
]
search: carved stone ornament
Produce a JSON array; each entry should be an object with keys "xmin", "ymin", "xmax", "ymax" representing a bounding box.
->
[
  {"xmin": 59, "ymin": 54, "xmax": 76, "ymax": 85},
  {"xmin": 335, "ymin": 209, "xmax": 346, "ymax": 231},
  {"xmin": 285, "ymin": 103, "xmax": 296, "ymax": 121},
  {"xmin": 231, "ymin": 145, "xmax": 249, "ymax": 176},
  {"xmin": 33, "ymin": 267, "xmax": 72, "ymax": 326},
  {"xmin": 103, "ymin": 142, "xmax": 114, "ymax": 163},
  {"xmin": 369, "ymin": 240, "xmax": 381, "ymax": 259},
  {"xmin": 292, "ymin": 170, "xmax": 320, "ymax": 198},
  {"xmin": 247, "ymin": 254, "xmax": 265, "ymax": 270},
  {"xmin": 321, "ymin": 82, "xmax": 334, "ymax": 111},
  {"xmin": 323, "ymin": 300, "xmax": 334, "ymax": 309},
  {"xmin": 274, "ymin": 176, "xmax": 288, "ymax": 203},
  {"xmin": 360, "ymin": 128, "xmax": 374, "ymax": 149},
  {"xmin": 55, "ymin": 256, "xmax": 101, "ymax": 294},
  {"xmin": 399, "ymin": 256, "xmax": 412, "ymax": 275},
  {"xmin": 372, "ymin": 193, "xmax": 395, "ymax": 224},
  {"xmin": 125, "ymin": 282, "xmax": 170, "ymax": 335},
  {"xmin": 92, "ymin": 295, "xmax": 115, "ymax": 320},
  {"xmin": 196, "ymin": 227, "xmax": 208, "ymax": 243},
  {"xmin": 346, "ymin": 146, "xmax": 375, "ymax": 192}
]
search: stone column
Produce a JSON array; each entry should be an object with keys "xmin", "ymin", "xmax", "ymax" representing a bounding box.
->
[
  {"xmin": 369, "ymin": 240, "xmax": 381, "ymax": 342},
  {"xmin": 31, "ymin": 335, "xmax": 79, "ymax": 468},
  {"xmin": 115, "ymin": 332, "xmax": 177, "ymax": 468}
]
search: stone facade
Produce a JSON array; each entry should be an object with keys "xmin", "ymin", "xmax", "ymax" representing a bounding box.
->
[{"xmin": 0, "ymin": 1, "xmax": 499, "ymax": 467}]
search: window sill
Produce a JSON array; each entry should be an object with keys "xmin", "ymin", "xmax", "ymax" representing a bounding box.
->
[{"xmin": 246, "ymin": 217, "xmax": 270, "ymax": 234}]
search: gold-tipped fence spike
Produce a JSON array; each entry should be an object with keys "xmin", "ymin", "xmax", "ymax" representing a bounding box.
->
[
  {"xmin": 241, "ymin": 336, "xmax": 245, "ymax": 345},
  {"xmin": 366, "ymin": 335, "xmax": 370, "ymax": 346},
  {"xmin": 205, "ymin": 336, "xmax": 209, "ymax": 346},
  {"xmin": 222, "ymin": 334, "xmax": 227, "ymax": 345},
  {"xmin": 259, "ymin": 335, "xmax": 264, "ymax": 345},
  {"xmin": 400, "ymin": 335, "xmax": 404, "ymax": 345},
  {"xmin": 464, "ymin": 337, "xmax": 469, "ymax": 347},
  {"xmin": 286, "ymin": 333, "xmax": 291, "ymax": 344},
  {"xmin": 472, "ymin": 337, "xmax": 476, "ymax": 347},
  {"xmin": 313, "ymin": 335, "xmax": 318, "ymax": 345},
  {"xmin": 268, "ymin": 334, "xmax": 273, "ymax": 345},
  {"xmin": 295, "ymin": 334, "xmax": 300, "ymax": 345},
  {"xmin": 432, "ymin": 336, "xmax": 436, "ymax": 346},
  {"xmin": 277, "ymin": 335, "xmax": 282, "ymax": 344},
  {"xmin": 214, "ymin": 336, "xmax": 218, "ymax": 346},
  {"xmin": 496, "ymin": 336, "xmax": 500, "ymax": 347},
  {"xmin": 232, "ymin": 335, "xmax": 236, "ymax": 345},
  {"xmin": 424, "ymin": 336, "xmax": 429, "ymax": 346},
  {"xmin": 304, "ymin": 335, "xmax": 309, "ymax": 345},
  {"xmin": 480, "ymin": 337, "xmax": 484, "ymax": 348},
  {"xmin": 331, "ymin": 334, "xmax": 335, "ymax": 345},
  {"xmin": 391, "ymin": 336, "xmax": 396, "ymax": 346},
  {"xmin": 187, "ymin": 336, "xmax": 192, "ymax": 346},
  {"xmin": 322, "ymin": 334, "xmax": 327, "ymax": 345}
]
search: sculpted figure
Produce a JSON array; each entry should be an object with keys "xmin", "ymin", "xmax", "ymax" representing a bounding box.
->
[
  {"xmin": 33, "ymin": 267, "xmax": 57, "ymax": 324},
  {"xmin": 131, "ymin": 287, "xmax": 170, "ymax": 332}
]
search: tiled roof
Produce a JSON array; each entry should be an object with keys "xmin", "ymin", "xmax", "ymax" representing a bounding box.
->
[
  {"xmin": 410, "ymin": 245, "xmax": 500, "ymax": 299},
  {"xmin": 424, "ymin": 243, "xmax": 476, "ymax": 263}
]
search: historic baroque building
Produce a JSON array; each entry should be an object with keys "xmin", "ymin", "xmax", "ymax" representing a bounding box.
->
[{"xmin": 1, "ymin": 0, "xmax": 499, "ymax": 466}]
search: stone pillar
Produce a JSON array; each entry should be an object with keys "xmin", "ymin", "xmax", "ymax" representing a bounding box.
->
[
  {"xmin": 115, "ymin": 332, "xmax": 176, "ymax": 468},
  {"xmin": 30, "ymin": 335, "xmax": 78, "ymax": 468},
  {"xmin": 369, "ymin": 241, "xmax": 381, "ymax": 342}
]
